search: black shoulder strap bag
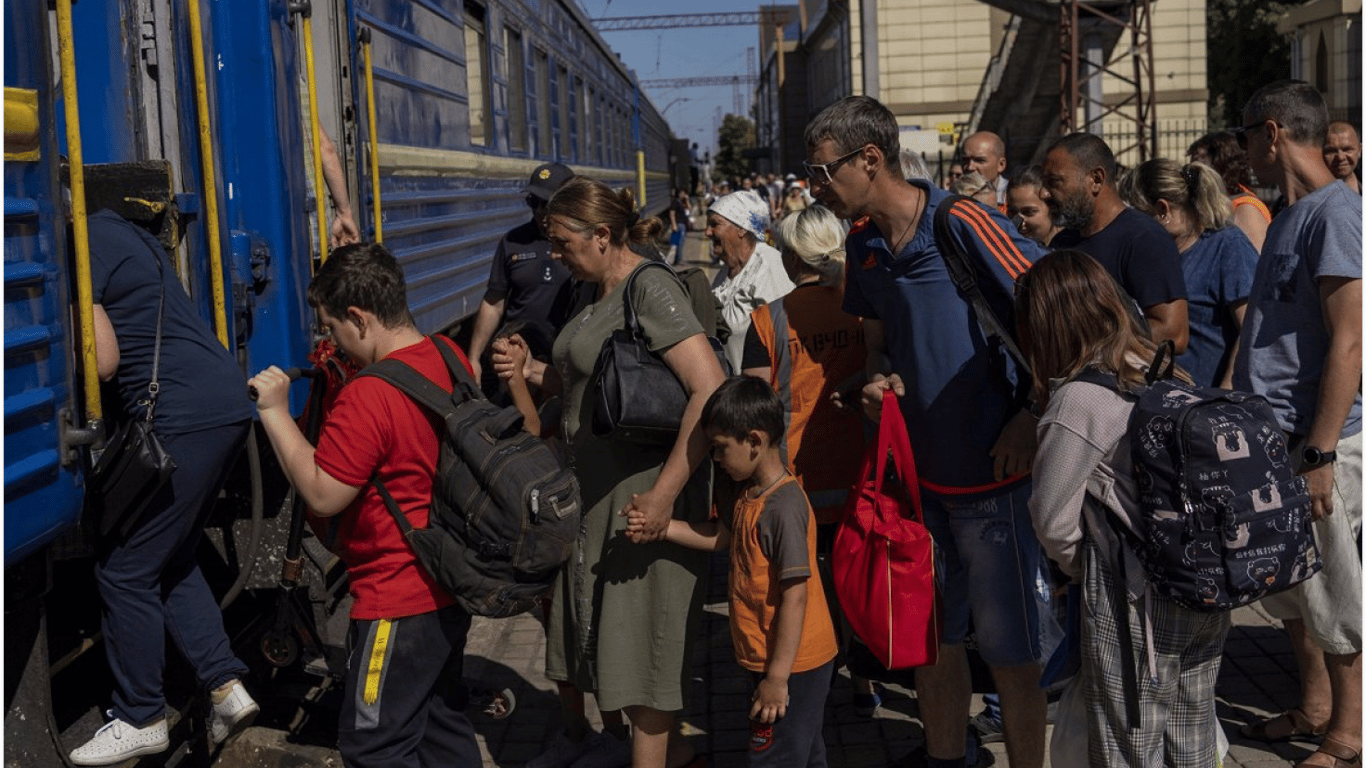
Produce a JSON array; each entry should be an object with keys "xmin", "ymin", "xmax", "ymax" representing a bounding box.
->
[
  {"xmin": 591, "ymin": 260, "xmax": 731, "ymax": 446},
  {"xmin": 87, "ymin": 250, "xmax": 178, "ymax": 539}
]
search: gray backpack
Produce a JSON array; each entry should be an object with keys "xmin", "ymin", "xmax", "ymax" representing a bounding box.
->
[{"xmin": 361, "ymin": 338, "xmax": 580, "ymax": 618}]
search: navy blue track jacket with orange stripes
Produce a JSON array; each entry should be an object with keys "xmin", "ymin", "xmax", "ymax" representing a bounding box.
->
[{"xmin": 843, "ymin": 180, "xmax": 1044, "ymax": 490}]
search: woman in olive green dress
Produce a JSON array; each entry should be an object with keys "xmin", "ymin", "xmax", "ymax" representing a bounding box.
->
[{"xmin": 498, "ymin": 176, "xmax": 724, "ymax": 768}]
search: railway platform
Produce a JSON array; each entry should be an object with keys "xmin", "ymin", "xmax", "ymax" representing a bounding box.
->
[
  {"xmin": 449, "ymin": 555, "xmax": 1323, "ymax": 768},
  {"xmin": 213, "ymin": 571, "xmax": 1332, "ymax": 768}
]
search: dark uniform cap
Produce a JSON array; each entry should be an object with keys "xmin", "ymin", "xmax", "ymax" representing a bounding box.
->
[{"xmin": 526, "ymin": 163, "xmax": 574, "ymax": 202}]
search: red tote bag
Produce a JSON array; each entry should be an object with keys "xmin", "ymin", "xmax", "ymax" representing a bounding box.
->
[{"xmin": 831, "ymin": 391, "xmax": 941, "ymax": 669}]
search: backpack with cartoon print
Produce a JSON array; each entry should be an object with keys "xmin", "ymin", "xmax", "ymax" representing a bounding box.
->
[{"xmin": 1078, "ymin": 343, "xmax": 1320, "ymax": 611}]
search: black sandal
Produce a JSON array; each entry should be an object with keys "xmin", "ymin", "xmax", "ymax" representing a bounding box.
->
[{"xmin": 1240, "ymin": 707, "xmax": 1329, "ymax": 742}]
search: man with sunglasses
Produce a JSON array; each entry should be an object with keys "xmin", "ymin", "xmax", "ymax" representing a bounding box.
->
[
  {"xmin": 805, "ymin": 95, "xmax": 1049, "ymax": 768},
  {"xmin": 1233, "ymin": 80, "xmax": 1362, "ymax": 768},
  {"xmin": 466, "ymin": 162, "xmax": 574, "ymax": 392}
]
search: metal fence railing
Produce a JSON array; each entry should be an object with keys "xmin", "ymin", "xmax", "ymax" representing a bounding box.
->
[{"xmin": 910, "ymin": 118, "xmax": 1217, "ymax": 189}]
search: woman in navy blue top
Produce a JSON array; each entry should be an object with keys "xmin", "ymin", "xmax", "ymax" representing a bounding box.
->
[
  {"xmin": 69, "ymin": 211, "xmax": 258, "ymax": 766},
  {"xmin": 1118, "ymin": 160, "xmax": 1259, "ymax": 388}
]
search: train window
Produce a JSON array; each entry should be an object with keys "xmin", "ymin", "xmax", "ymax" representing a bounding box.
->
[
  {"xmin": 587, "ymin": 87, "xmax": 598, "ymax": 166},
  {"xmin": 557, "ymin": 65, "xmax": 570, "ymax": 160},
  {"xmin": 611, "ymin": 107, "xmax": 620, "ymax": 167},
  {"xmin": 464, "ymin": 1, "xmax": 490, "ymax": 146},
  {"xmin": 535, "ymin": 49, "xmax": 551, "ymax": 156},
  {"xmin": 575, "ymin": 77, "xmax": 587, "ymax": 163},
  {"xmin": 505, "ymin": 27, "xmax": 527, "ymax": 152},
  {"xmin": 605, "ymin": 104, "xmax": 615, "ymax": 167}
]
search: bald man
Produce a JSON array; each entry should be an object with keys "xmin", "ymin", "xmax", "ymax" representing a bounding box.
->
[
  {"xmin": 1324, "ymin": 121, "xmax": 1361, "ymax": 193},
  {"xmin": 962, "ymin": 131, "xmax": 1008, "ymax": 205}
]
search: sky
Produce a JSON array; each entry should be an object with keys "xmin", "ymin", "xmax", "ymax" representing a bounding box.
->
[{"xmin": 579, "ymin": 0, "xmax": 766, "ymax": 157}]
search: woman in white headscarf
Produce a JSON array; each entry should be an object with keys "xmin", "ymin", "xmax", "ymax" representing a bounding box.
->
[{"xmin": 706, "ymin": 190, "xmax": 795, "ymax": 371}]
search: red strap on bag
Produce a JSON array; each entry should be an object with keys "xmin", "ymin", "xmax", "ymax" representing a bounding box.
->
[{"xmin": 831, "ymin": 391, "xmax": 941, "ymax": 669}]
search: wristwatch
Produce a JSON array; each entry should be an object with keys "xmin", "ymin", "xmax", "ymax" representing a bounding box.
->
[{"xmin": 1301, "ymin": 446, "xmax": 1337, "ymax": 469}]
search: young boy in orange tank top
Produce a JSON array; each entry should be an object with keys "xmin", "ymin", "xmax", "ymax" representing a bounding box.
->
[{"xmin": 626, "ymin": 377, "xmax": 838, "ymax": 766}]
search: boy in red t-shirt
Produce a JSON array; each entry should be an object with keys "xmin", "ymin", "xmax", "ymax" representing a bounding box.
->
[
  {"xmin": 250, "ymin": 243, "xmax": 481, "ymax": 768},
  {"xmin": 627, "ymin": 377, "xmax": 838, "ymax": 767}
]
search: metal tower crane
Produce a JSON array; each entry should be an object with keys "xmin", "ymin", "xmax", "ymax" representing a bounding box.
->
[{"xmin": 592, "ymin": 10, "xmax": 791, "ymax": 118}]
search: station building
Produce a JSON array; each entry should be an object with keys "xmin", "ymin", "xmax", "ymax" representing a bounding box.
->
[{"xmin": 755, "ymin": 0, "xmax": 1210, "ymax": 178}]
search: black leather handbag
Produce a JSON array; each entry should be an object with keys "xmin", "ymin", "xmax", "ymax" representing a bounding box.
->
[
  {"xmin": 87, "ymin": 250, "xmax": 177, "ymax": 539},
  {"xmin": 591, "ymin": 261, "xmax": 730, "ymax": 446}
]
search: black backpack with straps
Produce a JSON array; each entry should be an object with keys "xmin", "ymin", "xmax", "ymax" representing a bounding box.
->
[{"xmin": 359, "ymin": 338, "xmax": 581, "ymax": 618}]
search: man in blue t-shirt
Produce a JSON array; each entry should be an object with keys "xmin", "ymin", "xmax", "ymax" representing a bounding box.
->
[
  {"xmin": 805, "ymin": 95, "xmax": 1048, "ymax": 768},
  {"xmin": 1043, "ymin": 133, "xmax": 1190, "ymax": 353},
  {"xmin": 1233, "ymin": 80, "xmax": 1362, "ymax": 764}
]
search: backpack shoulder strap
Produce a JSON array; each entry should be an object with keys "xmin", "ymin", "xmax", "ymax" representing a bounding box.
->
[
  {"xmin": 371, "ymin": 476, "xmax": 414, "ymax": 534},
  {"xmin": 933, "ymin": 194, "xmax": 1031, "ymax": 377},
  {"xmin": 1072, "ymin": 367, "xmax": 1119, "ymax": 391},
  {"xmin": 357, "ymin": 337, "xmax": 467, "ymax": 416},
  {"xmin": 767, "ymin": 296, "xmax": 791, "ymax": 468}
]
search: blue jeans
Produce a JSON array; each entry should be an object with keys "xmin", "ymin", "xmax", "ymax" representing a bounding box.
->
[
  {"xmin": 96, "ymin": 421, "xmax": 251, "ymax": 726},
  {"xmin": 922, "ymin": 481, "xmax": 1044, "ymax": 667}
]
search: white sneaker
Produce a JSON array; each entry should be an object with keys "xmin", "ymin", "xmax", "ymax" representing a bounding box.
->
[
  {"xmin": 526, "ymin": 731, "xmax": 599, "ymax": 768},
  {"xmin": 69, "ymin": 715, "xmax": 169, "ymax": 766},
  {"xmin": 209, "ymin": 679, "xmax": 259, "ymax": 744},
  {"xmin": 570, "ymin": 731, "xmax": 631, "ymax": 768}
]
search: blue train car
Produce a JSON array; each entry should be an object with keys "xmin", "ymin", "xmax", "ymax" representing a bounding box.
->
[
  {"xmin": 4, "ymin": 0, "xmax": 85, "ymax": 569},
  {"xmin": 4, "ymin": 0, "xmax": 677, "ymax": 760},
  {"xmin": 4, "ymin": 0, "xmax": 674, "ymax": 563}
]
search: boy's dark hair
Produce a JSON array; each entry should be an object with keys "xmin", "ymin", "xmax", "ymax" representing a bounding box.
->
[
  {"xmin": 306, "ymin": 242, "xmax": 415, "ymax": 328},
  {"xmin": 1048, "ymin": 132, "xmax": 1117, "ymax": 183},
  {"xmin": 701, "ymin": 376, "xmax": 786, "ymax": 443}
]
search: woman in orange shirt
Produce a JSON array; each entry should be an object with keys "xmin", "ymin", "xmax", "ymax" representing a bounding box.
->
[{"xmin": 740, "ymin": 205, "xmax": 880, "ymax": 715}]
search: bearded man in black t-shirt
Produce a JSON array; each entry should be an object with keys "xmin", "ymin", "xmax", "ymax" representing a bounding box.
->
[{"xmin": 1042, "ymin": 132, "xmax": 1191, "ymax": 353}]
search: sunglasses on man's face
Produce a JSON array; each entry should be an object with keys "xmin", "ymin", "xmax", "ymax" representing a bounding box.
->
[
  {"xmin": 803, "ymin": 145, "xmax": 868, "ymax": 185},
  {"xmin": 1232, "ymin": 120, "xmax": 1274, "ymax": 150}
]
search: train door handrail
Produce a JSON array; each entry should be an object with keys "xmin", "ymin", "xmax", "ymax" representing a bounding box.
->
[
  {"xmin": 360, "ymin": 27, "xmax": 383, "ymax": 243},
  {"xmin": 54, "ymin": 0, "xmax": 103, "ymax": 425},
  {"xmin": 298, "ymin": 3, "xmax": 330, "ymax": 266},
  {"xmin": 187, "ymin": 0, "xmax": 230, "ymax": 348}
]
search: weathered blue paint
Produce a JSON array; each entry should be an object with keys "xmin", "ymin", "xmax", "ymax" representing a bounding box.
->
[{"xmin": 4, "ymin": 0, "xmax": 83, "ymax": 565}]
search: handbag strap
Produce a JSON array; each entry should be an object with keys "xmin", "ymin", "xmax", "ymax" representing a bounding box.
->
[
  {"xmin": 872, "ymin": 390, "xmax": 924, "ymax": 524},
  {"xmin": 142, "ymin": 246, "xmax": 168, "ymax": 423},
  {"xmin": 618, "ymin": 259, "xmax": 678, "ymax": 334}
]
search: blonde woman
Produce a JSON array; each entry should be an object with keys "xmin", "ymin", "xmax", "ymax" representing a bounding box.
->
[
  {"xmin": 1118, "ymin": 159, "xmax": 1258, "ymax": 388},
  {"xmin": 740, "ymin": 205, "xmax": 879, "ymax": 714}
]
